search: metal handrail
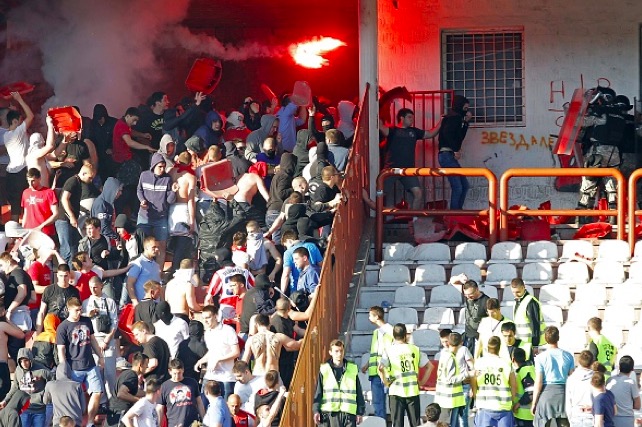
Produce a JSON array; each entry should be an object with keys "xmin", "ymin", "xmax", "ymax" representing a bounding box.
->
[{"xmin": 628, "ymin": 169, "xmax": 642, "ymax": 252}]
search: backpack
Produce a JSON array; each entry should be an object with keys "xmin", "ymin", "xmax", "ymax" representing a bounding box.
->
[{"xmin": 518, "ymin": 368, "xmax": 535, "ymax": 405}]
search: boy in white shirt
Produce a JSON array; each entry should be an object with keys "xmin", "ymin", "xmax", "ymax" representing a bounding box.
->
[{"xmin": 121, "ymin": 378, "xmax": 162, "ymax": 427}]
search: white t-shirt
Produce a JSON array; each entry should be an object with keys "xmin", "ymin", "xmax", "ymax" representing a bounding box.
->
[
  {"xmin": 153, "ymin": 317, "xmax": 189, "ymax": 358},
  {"xmin": 234, "ymin": 375, "xmax": 267, "ymax": 415},
  {"xmin": 4, "ymin": 122, "xmax": 28, "ymax": 173},
  {"xmin": 124, "ymin": 397, "xmax": 159, "ymax": 427},
  {"xmin": 204, "ymin": 323, "xmax": 239, "ymax": 382}
]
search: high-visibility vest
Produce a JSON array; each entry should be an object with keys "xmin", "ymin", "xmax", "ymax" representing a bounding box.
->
[
  {"xmin": 319, "ymin": 361, "xmax": 359, "ymax": 415},
  {"xmin": 435, "ymin": 350, "xmax": 466, "ymax": 409},
  {"xmin": 588, "ymin": 334, "xmax": 617, "ymax": 374},
  {"xmin": 387, "ymin": 343, "xmax": 421, "ymax": 397},
  {"xmin": 515, "ymin": 365, "xmax": 536, "ymax": 421},
  {"xmin": 475, "ymin": 354, "xmax": 514, "ymax": 411},
  {"xmin": 368, "ymin": 326, "xmax": 394, "ymax": 376},
  {"xmin": 499, "ymin": 338, "xmax": 532, "ymax": 363},
  {"xmin": 513, "ymin": 294, "xmax": 546, "ymax": 346}
]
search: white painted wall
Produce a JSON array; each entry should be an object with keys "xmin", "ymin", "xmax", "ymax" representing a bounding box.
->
[{"xmin": 378, "ymin": 0, "xmax": 641, "ymax": 209}]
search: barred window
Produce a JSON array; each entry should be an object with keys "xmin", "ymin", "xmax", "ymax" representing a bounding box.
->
[{"xmin": 442, "ymin": 29, "xmax": 525, "ymax": 126}]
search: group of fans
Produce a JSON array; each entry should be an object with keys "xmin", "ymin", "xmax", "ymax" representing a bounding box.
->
[
  {"xmin": 315, "ymin": 277, "xmax": 640, "ymax": 427},
  {"xmin": 0, "ymin": 87, "xmax": 359, "ymax": 427}
]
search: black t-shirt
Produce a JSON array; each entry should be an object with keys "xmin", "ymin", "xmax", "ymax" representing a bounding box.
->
[
  {"xmin": 383, "ymin": 126, "xmax": 424, "ymax": 168},
  {"xmin": 56, "ymin": 316, "xmax": 95, "ymax": 371},
  {"xmin": 134, "ymin": 110, "xmax": 164, "ymax": 150},
  {"xmin": 58, "ymin": 176, "xmax": 101, "ymax": 221},
  {"xmin": 41, "ymin": 284, "xmax": 80, "ymax": 321},
  {"xmin": 311, "ymin": 182, "xmax": 339, "ymax": 204},
  {"xmin": 4, "ymin": 267, "xmax": 34, "ymax": 308},
  {"xmin": 160, "ymin": 378, "xmax": 201, "ymax": 427},
  {"xmin": 134, "ymin": 299, "xmax": 158, "ymax": 333},
  {"xmin": 270, "ymin": 314, "xmax": 295, "ymax": 339},
  {"xmin": 85, "ymin": 236, "xmax": 110, "ymax": 270},
  {"xmin": 143, "ymin": 336, "xmax": 170, "ymax": 383},
  {"xmin": 56, "ymin": 139, "xmax": 90, "ymax": 185},
  {"xmin": 109, "ymin": 369, "xmax": 139, "ymax": 413}
]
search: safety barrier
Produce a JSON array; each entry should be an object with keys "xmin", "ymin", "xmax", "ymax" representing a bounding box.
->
[
  {"xmin": 375, "ymin": 167, "xmax": 498, "ymax": 262},
  {"xmin": 279, "ymin": 85, "xmax": 370, "ymax": 427},
  {"xmin": 628, "ymin": 169, "xmax": 642, "ymax": 251},
  {"xmin": 499, "ymin": 168, "xmax": 625, "ymax": 241}
]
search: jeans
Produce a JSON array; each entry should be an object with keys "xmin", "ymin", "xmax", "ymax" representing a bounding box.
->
[
  {"xmin": 20, "ymin": 411, "xmax": 46, "ymax": 427},
  {"xmin": 370, "ymin": 375, "xmax": 387, "ymax": 418},
  {"xmin": 265, "ymin": 210, "xmax": 282, "ymax": 244},
  {"xmin": 450, "ymin": 405, "xmax": 465, "ymax": 427},
  {"xmin": 438, "ymin": 151, "xmax": 469, "ymax": 210},
  {"xmin": 461, "ymin": 383, "xmax": 471, "ymax": 427},
  {"xmin": 54, "ymin": 220, "xmax": 81, "ymax": 264}
]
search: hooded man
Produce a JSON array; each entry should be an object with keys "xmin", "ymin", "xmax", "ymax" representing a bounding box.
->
[
  {"xmin": 240, "ymin": 274, "xmax": 276, "ymax": 335},
  {"xmin": 277, "ymin": 95, "xmax": 307, "ymax": 153},
  {"xmin": 43, "ymin": 362, "xmax": 85, "ymax": 427},
  {"xmin": 157, "ymin": 134, "xmax": 176, "ymax": 172},
  {"xmin": 91, "ymin": 177, "xmax": 122, "ymax": 241},
  {"xmin": 293, "ymin": 129, "xmax": 317, "ymax": 178},
  {"xmin": 136, "ymin": 152, "xmax": 179, "ymax": 267},
  {"xmin": 1, "ymin": 348, "xmax": 52, "ymax": 426},
  {"xmin": 224, "ymin": 140, "xmax": 252, "ymax": 179},
  {"xmin": 246, "ymin": 114, "xmax": 279, "ymax": 162},
  {"xmin": 337, "ymin": 100, "xmax": 357, "ymax": 145},
  {"xmin": 438, "ymin": 94, "xmax": 472, "ymax": 210},
  {"xmin": 225, "ymin": 111, "xmax": 251, "ymax": 143},
  {"xmin": 177, "ymin": 320, "xmax": 208, "ymax": 383},
  {"xmin": 265, "ymin": 153, "xmax": 296, "ymax": 244},
  {"xmin": 26, "ymin": 127, "xmax": 55, "ymax": 188},
  {"xmin": 195, "ymin": 110, "xmax": 225, "ymax": 149},
  {"xmin": 153, "ymin": 301, "xmax": 189, "ymax": 358},
  {"xmin": 90, "ymin": 104, "xmax": 118, "ymax": 181}
]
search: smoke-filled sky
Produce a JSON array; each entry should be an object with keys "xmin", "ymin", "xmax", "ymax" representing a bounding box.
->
[{"xmin": 1, "ymin": 0, "xmax": 295, "ymax": 116}]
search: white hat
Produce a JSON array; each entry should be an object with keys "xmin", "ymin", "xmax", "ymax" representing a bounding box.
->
[{"xmin": 4, "ymin": 221, "xmax": 28, "ymax": 238}]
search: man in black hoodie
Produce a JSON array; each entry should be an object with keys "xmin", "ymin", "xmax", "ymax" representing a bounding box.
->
[
  {"xmin": 176, "ymin": 320, "xmax": 208, "ymax": 383},
  {"xmin": 240, "ymin": 274, "xmax": 275, "ymax": 336},
  {"xmin": 438, "ymin": 94, "xmax": 472, "ymax": 210},
  {"xmin": 265, "ymin": 153, "xmax": 296, "ymax": 244},
  {"xmin": 90, "ymin": 104, "xmax": 118, "ymax": 181}
]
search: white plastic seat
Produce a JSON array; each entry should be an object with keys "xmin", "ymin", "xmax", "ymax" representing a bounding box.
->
[
  {"xmin": 566, "ymin": 302, "xmax": 600, "ymax": 325},
  {"xmin": 478, "ymin": 284, "xmax": 498, "ymax": 300},
  {"xmin": 413, "ymin": 264, "xmax": 446, "ymax": 287},
  {"xmin": 618, "ymin": 345, "xmax": 642, "ymax": 369},
  {"xmin": 525, "ymin": 241, "xmax": 559, "ymax": 263},
  {"xmin": 453, "ymin": 307, "xmax": 466, "ymax": 333},
  {"xmin": 427, "ymin": 284, "xmax": 464, "ymax": 308},
  {"xmin": 522, "ymin": 262, "xmax": 554, "ymax": 285},
  {"xmin": 610, "ymin": 284, "xmax": 642, "ymax": 306},
  {"xmin": 559, "ymin": 324, "xmax": 588, "ymax": 353},
  {"xmin": 388, "ymin": 307, "xmax": 419, "ymax": 329},
  {"xmin": 626, "ymin": 322, "xmax": 642, "ymax": 346},
  {"xmin": 488, "ymin": 242, "xmax": 523, "ymax": 264},
  {"xmin": 421, "ymin": 307, "xmax": 455, "ymax": 330},
  {"xmin": 501, "ymin": 285, "xmax": 534, "ymax": 307},
  {"xmin": 484, "ymin": 263, "xmax": 518, "ymax": 287},
  {"xmin": 382, "ymin": 243, "xmax": 414, "ymax": 264},
  {"xmin": 360, "ymin": 417, "xmax": 387, "ymax": 427},
  {"xmin": 378, "ymin": 264, "xmax": 411, "ymax": 286},
  {"xmin": 574, "ymin": 284, "xmax": 608, "ymax": 306},
  {"xmin": 539, "ymin": 284, "xmax": 572, "ymax": 309},
  {"xmin": 394, "ymin": 286, "xmax": 426, "ymax": 307},
  {"xmin": 625, "ymin": 262, "xmax": 642, "ymax": 284},
  {"xmin": 601, "ymin": 326, "xmax": 624, "ymax": 348},
  {"xmin": 554, "ymin": 262, "xmax": 590, "ymax": 286},
  {"xmin": 410, "ymin": 329, "xmax": 441, "ymax": 353},
  {"xmin": 453, "ymin": 242, "xmax": 487, "ymax": 266},
  {"xmin": 589, "ymin": 261, "xmax": 625, "ymax": 285},
  {"xmin": 597, "ymin": 240, "xmax": 631, "ymax": 263},
  {"xmin": 632, "ymin": 241, "xmax": 642, "ymax": 263},
  {"xmin": 603, "ymin": 305, "xmax": 636, "ymax": 329},
  {"xmin": 500, "ymin": 306, "xmax": 513, "ymax": 320},
  {"xmin": 411, "ymin": 243, "xmax": 451, "ymax": 264},
  {"xmin": 559, "ymin": 240, "xmax": 594, "ymax": 263},
  {"xmin": 450, "ymin": 264, "xmax": 482, "ymax": 284},
  {"xmin": 541, "ymin": 304, "xmax": 563, "ymax": 327}
]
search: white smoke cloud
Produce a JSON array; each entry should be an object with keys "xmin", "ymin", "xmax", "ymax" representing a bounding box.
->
[{"xmin": 1, "ymin": 0, "xmax": 291, "ymax": 118}]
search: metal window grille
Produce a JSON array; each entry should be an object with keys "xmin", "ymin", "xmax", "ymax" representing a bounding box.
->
[{"xmin": 442, "ymin": 29, "xmax": 525, "ymax": 126}]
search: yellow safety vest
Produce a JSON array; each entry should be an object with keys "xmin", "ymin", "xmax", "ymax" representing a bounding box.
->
[
  {"xmin": 319, "ymin": 361, "xmax": 359, "ymax": 415},
  {"xmin": 387, "ymin": 343, "xmax": 421, "ymax": 398},
  {"xmin": 513, "ymin": 294, "xmax": 546, "ymax": 346},
  {"xmin": 435, "ymin": 350, "xmax": 466, "ymax": 409},
  {"xmin": 368, "ymin": 326, "xmax": 394, "ymax": 376},
  {"xmin": 515, "ymin": 365, "xmax": 535, "ymax": 421},
  {"xmin": 475, "ymin": 354, "xmax": 514, "ymax": 411},
  {"xmin": 588, "ymin": 334, "xmax": 617, "ymax": 374}
]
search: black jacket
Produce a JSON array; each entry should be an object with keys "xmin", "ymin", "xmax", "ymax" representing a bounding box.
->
[{"xmin": 438, "ymin": 95, "xmax": 470, "ymax": 152}]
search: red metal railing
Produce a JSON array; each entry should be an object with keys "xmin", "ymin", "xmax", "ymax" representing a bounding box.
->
[
  {"xmin": 375, "ymin": 167, "xmax": 498, "ymax": 262},
  {"xmin": 499, "ymin": 168, "xmax": 626, "ymax": 241},
  {"xmin": 279, "ymin": 85, "xmax": 370, "ymax": 427},
  {"xmin": 628, "ymin": 169, "xmax": 642, "ymax": 252}
]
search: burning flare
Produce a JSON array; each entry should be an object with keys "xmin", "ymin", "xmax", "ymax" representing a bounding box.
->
[{"xmin": 289, "ymin": 37, "xmax": 346, "ymax": 69}]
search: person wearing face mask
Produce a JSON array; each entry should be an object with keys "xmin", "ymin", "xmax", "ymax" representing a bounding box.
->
[
  {"xmin": 246, "ymin": 115, "xmax": 279, "ymax": 162},
  {"xmin": 306, "ymin": 103, "xmax": 335, "ymax": 143},
  {"xmin": 255, "ymin": 137, "xmax": 281, "ymax": 188}
]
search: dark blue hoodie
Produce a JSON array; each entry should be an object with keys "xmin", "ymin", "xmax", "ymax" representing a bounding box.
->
[
  {"xmin": 137, "ymin": 153, "xmax": 176, "ymax": 221},
  {"xmin": 91, "ymin": 177, "xmax": 122, "ymax": 240},
  {"xmin": 194, "ymin": 110, "xmax": 224, "ymax": 148}
]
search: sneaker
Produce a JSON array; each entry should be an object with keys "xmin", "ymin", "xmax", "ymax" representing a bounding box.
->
[{"xmin": 116, "ymin": 357, "xmax": 131, "ymax": 370}]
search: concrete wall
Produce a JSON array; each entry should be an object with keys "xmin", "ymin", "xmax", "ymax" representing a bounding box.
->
[{"xmin": 378, "ymin": 0, "xmax": 641, "ymax": 209}]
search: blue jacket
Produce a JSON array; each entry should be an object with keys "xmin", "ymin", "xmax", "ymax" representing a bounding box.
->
[{"xmin": 194, "ymin": 110, "xmax": 224, "ymax": 148}]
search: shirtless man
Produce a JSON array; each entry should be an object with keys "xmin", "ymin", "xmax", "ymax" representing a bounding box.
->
[
  {"xmin": 234, "ymin": 172, "xmax": 269, "ymax": 206},
  {"xmin": 164, "ymin": 258, "xmax": 202, "ymax": 323},
  {"xmin": 242, "ymin": 314, "xmax": 300, "ymax": 375},
  {"xmin": 0, "ymin": 306, "xmax": 26, "ymax": 401},
  {"xmin": 169, "ymin": 151, "xmax": 197, "ymax": 234}
]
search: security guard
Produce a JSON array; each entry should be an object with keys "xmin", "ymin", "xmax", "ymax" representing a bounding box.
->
[
  {"xmin": 500, "ymin": 321, "xmax": 533, "ymax": 363},
  {"xmin": 434, "ymin": 332, "xmax": 474, "ymax": 427},
  {"xmin": 362, "ymin": 305, "xmax": 394, "ymax": 419},
  {"xmin": 379, "ymin": 323, "xmax": 431, "ymax": 427},
  {"xmin": 510, "ymin": 279, "xmax": 546, "ymax": 348},
  {"xmin": 313, "ymin": 339, "xmax": 365, "ymax": 427},
  {"xmin": 586, "ymin": 317, "xmax": 617, "ymax": 377},
  {"xmin": 472, "ymin": 336, "xmax": 517, "ymax": 427},
  {"xmin": 512, "ymin": 348, "xmax": 535, "ymax": 427}
]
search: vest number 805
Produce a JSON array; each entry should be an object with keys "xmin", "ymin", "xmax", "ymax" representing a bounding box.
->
[{"xmin": 483, "ymin": 373, "xmax": 502, "ymax": 385}]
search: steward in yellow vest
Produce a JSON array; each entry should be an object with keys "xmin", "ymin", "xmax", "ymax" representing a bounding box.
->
[
  {"xmin": 313, "ymin": 339, "xmax": 365, "ymax": 427},
  {"xmin": 512, "ymin": 347, "xmax": 535, "ymax": 426},
  {"xmin": 511, "ymin": 279, "xmax": 546, "ymax": 346},
  {"xmin": 586, "ymin": 317, "xmax": 617, "ymax": 377},
  {"xmin": 435, "ymin": 331, "xmax": 474, "ymax": 427},
  {"xmin": 361, "ymin": 305, "xmax": 393, "ymax": 419},
  {"xmin": 472, "ymin": 336, "xmax": 517, "ymax": 427},
  {"xmin": 500, "ymin": 321, "xmax": 533, "ymax": 364}
]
